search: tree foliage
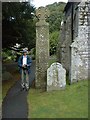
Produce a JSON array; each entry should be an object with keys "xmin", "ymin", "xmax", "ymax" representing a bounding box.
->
[
  {"xmin": 2, "ymin": 2, "xmax": 66, "ymax": 56},
  {"xmin": 50, "ymin": 31, "xmax": 59, "ymax": 55},
  {"xmin": 46, "ymin": 2, "xmax": 66, "ymax": 33},
  {"xmin": 46, "ymin": 2, "xmax": 66, "ymax": 55},
  {"xmin": 2, "ymin": 2, "xmax": 36, "ymax": 49}
]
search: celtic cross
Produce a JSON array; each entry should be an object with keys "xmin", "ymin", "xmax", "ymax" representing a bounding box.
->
[{"xmin": 36, "ymin": 7, "xmax": 50, "ymax": 21}]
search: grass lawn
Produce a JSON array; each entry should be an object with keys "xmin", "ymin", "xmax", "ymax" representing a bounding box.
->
[
  {"xmin": 49, "ymin": 55, "xmax": 57, "ymax": 67},
  {"xmin": 28, "ymin": 80, "xmax": 88, "ymax": 118},
  {"xmin": 2, "ymin": 64, "xmax": 20, "ymax": 100},
  {"xmin": 2, "ymin": 80, "xmax": 16, "ymax": 100}
]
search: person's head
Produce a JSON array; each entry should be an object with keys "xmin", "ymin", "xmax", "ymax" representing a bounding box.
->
[{"xmin": 23, "ymin": 49, "xmax": 27, "ymax": 56}]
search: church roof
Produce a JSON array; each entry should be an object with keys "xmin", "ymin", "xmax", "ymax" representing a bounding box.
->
[
  {"xmin": 64, "ymin": 2, "xmax": 80, "ymax": 13},
  {"xmin": 64, "ymin": 2, "xmax": 73, "ymax": 12}
]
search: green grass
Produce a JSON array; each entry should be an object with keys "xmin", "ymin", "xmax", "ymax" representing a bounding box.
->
[
  {"xmin": 2, "ymin": 80, "xmax": 16, "ymax": 100},
  {"xmin": 49, "ymin": 55, "xmax": 57, "ymax": 67},
  {"xmin": 2, "ymin": 71, "xmax": 20, "ymax": 100},
  {"xmin": 28, "ymin": 80, "xmax": 88, "ymax": 118}
]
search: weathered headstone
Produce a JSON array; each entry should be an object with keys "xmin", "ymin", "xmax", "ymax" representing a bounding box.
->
[
  {"xmin": 47, "ymin": 62, "xmax": 66, "ymax": 91},
  {"xmin": 35, "ymin": 7, "xmax": 50, "ymax": 90}
]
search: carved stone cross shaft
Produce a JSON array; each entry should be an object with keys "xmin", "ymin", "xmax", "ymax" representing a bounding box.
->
[{"xmin": 35, "ymin": 7, "xmax": 50, "ymax": 90}]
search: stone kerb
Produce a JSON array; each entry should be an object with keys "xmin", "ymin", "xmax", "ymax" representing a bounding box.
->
[{"xmin": 47, "ymin": 62, "xmax": 66, "ymax": 91}]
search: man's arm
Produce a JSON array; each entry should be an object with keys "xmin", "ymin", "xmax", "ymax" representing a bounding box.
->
[
  {"xmin": 18, "ymin": 56, "xmax": 22, "ymax": 67},
  {"xmin": 27, "ymin": 56, "xmax": 32, "ymax": 67}
]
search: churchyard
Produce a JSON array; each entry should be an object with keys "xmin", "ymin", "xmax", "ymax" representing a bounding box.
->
[
  {"xmin": 28, "ymin": 80, "xmax": 88, "ymax": 118},
  {"xmin": 2, "ymin": 57, "xmax": 88, "ymax": 118},
  {"xmin": 2, "ymin": 0, "xmax": 89, "ymax": 119}
]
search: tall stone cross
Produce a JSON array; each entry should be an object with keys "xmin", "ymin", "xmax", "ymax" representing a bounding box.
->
[
  {"xmin": 35, "ymin": 7, "xmax": 50, "ymax": 91},
  {"xmin": 36, "ymin": 7, "xmax": 49, "ymax": 21}
]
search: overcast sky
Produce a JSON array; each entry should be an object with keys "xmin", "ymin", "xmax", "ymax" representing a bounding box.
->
[{"xmin": 31, "ymin": 0, "xmax": 68, "ymax": 8}]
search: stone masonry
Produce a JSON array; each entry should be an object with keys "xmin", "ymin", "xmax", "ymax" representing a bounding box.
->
[
  {"xmin": 35, "ymin": 7, "xmax": 50, "ymax": 90},
  {"xmin": 70, "ymin": 1, "xmax": 89, "ymax": 83},
  {"xmin": 88, "ymin": 1, "xmax": 90, "ymax": 79},
  {"xmin": 57, "ymin": 1, "xmax": 89, "ymax": 83}
]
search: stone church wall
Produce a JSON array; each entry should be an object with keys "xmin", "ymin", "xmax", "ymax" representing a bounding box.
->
[{"xmin": 57, "ymin": 1, "xmax": 89, "ymax": 83}]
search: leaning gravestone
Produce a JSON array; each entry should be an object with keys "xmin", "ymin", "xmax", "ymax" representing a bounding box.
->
[
  {"xmin": 35, "ymin": 7, "xmax": 50, "ymax": 90},
  {"xmin": 47, "ymin": 62, "xmax": 66, "ymax": 91}
]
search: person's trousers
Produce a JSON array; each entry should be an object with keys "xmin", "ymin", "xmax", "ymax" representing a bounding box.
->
[{"xmin": 21, "ymin": 69, "xmax": 29, "ymax": 89}]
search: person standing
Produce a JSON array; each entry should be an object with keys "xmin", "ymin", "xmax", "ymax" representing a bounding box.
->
[{"xmin": 18, "ymin": 49, "xmax": 32, "ymax": 91}]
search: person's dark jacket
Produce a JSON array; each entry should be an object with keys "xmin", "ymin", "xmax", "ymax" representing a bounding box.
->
[{"xmin": 18, "ymin": 55, "xmax": 32, "ymax": 74}]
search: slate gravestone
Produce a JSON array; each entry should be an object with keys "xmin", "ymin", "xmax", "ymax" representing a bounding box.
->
[
  {"xmin": 35, "ymin": 7, "xmax": 50, "ymax": 90},
  {"xmin": 47, "ymin": 62, "xmax": 66, "ymax": 91}
]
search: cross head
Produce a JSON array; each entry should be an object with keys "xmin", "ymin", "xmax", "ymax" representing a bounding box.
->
[{"xmin": 36, "ymin": 7, "xmax": 50, "ymax": 21}]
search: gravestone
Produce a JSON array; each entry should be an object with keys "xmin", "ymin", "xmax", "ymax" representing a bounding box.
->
[
  {"xmin": 35, "ymin": 7, "xmax": 50, "ymax": 90},
  {"xmin": 47, "ymin": 62, "xmax": 66, "ymax": 91}
]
